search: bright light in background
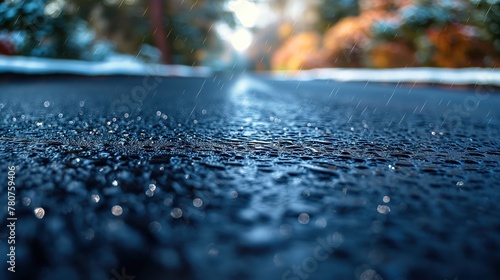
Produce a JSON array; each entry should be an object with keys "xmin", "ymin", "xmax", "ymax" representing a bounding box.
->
[
  {"xmin": 215, "ymin": 23, "xmax": 253, "ymax": 53},
  {"xmin": 231, "ymin": 28, "xmax": 253, "ymax": 52},
  {"xmin": 227, "ymin": 0, "xmax": 260, "ymax": 28},
  {"xmin": 216, "ymin": 0, "xmax": 276, "ymax": 52},
  {"xmin": 226, "ymin": 0, "xmax": 275, "ymax": 29}
]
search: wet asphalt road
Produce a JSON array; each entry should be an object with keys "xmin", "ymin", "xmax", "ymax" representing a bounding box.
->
[{"xmin": 0, "ymin": 74, "xmax": 499, "ymax": 280}]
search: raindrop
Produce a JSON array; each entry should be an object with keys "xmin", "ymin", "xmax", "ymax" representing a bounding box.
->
[
  {"xmin": 22, "ymin": 197, "xmax": 31, "ymax": 206},
  {"xmin": 43, "ymin": 101, "xmax": 50, "ymax": 108},
  {"xmin": 170, "ymin": 208, "xmax": 183, "ymax": 219},
  {"xmin": 383, "ymin": 196, "xmax": 390, "ymax": 203},
  {"xmin": 377, "ymin": 205, "xmax": 391, "ymax": 214},
  {"xmin": 34, "ymin": 207, "xmax": 45, "ymax": 219},
  {"xmin": 91, "ymin": 194, "xmax": 100, "ymax": 203},
  {"xmin": 145, "ymin": 189, "xmax": 154, "ymax": 197},
  {"xmin": 149, "ymin": 221, "xmax": 162, "ymax": 233},
  {"xmin": 36, "ymin": 121, "xmax": 43, "ymax": 127},
  {"xmin": 315, "ymin": 217, "xmax": 327, "ymax": 228},
  {"xmin": 111, "ymin": 205, "xmax": 123, "ymax": 216},
  {"xmin": 112, "ymin": 180, "xmax": 118, "ymax": 186},
  {"xmin": 164, "ymin": 197, "xmax": 173, "ymax": 206},
  {"xmin": 230, "ymin": 190, "xmax": 238, "ymax": 198},
  {"xmin": 298, "ymin": 213, "xmax": 310, "ymax": 224},
  {"xmin": 193, "ymin": 198, "xmax": 203, "ymax": 208}
]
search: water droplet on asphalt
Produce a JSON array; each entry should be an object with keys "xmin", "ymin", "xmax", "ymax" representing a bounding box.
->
[
  {"xmin": 170, "ymin": 208, "xmax": 183, "ymax": 219},
  {"xmin": 230, "ymin": 190, "xmax": 238, "ymax": 198},
  {"xmin": 315, "ymin": 217, "xmax": 327, "ymax": 228},
  {"xmin": 34, "ymin": 207, "xmax": 45, "ymax": 219},
  {"xmin": 111, "ymin": 205, "xmax": 123, "ymax": 216},
  {"xmin": 149, "ymin": 221, "xmax": 162, "ymax": 233},
  {"xmin": 193, "ymin": 198, "xmax": 203, "ymax": 207},
  {"xmin": 377, "ymin": 205, "xmax": 391, "ymax": 214},
  {"xmin": 22, "ymin": 197, "xmax": 31, "ymax": 206},
  {"xmin": 298, "ymin": 213, "xmax": 310, "ymax": 224}
]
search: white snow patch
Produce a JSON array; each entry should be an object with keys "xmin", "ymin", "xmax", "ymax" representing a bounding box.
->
[
  {"xmin": 0, "ymin": 55, "xmax": 212, "ymax": 77},
  {"xmin": 272, "ymin": 68, "xmax": 500, "ymax": 86},
  {"xmin": 1, "ymin": 56, "xmax": 498, "ymax": 85}
]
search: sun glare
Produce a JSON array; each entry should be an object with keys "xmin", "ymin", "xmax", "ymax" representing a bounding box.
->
[
  {"xmin": 227, "ymin": 0, "xmax": 260, "ymax": 28},
  {"xmin": 218, "ymin": 0, "xmax": 277, "ymax": 52},
  {"xmin": 230, "ymin": 28, "xmax": 253, "ymax": 52}
]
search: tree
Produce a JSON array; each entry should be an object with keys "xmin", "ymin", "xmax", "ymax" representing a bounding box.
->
[
  {"xmin": 0, "ymin": 0, "xmax": 86, "ymax": 58},
  {"xmin": 0, "ymin": 0, "xmax": 235, "ymax": 64}
]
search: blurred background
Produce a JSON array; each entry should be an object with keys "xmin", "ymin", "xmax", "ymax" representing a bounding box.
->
[{"xmin": 0, "ymin": 0, "xmax": 499, "ymax": 71}]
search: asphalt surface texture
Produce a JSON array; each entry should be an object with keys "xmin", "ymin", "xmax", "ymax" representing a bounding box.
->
[{"xmin": 0, "ymin": 74, "xmax": 499, "ymax": 280}]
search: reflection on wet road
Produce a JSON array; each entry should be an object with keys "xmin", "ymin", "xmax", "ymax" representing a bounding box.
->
[{"xmin": 0, "ymin": 74, "xmax": 499, "ymax": 280}]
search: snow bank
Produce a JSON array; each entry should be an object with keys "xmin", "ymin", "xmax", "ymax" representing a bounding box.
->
[
  {"xmin": 0, "ymin": 55, "xmax": 213, "ymax": 77},
  {"xmin": 1, "ymin": 55, "xmax": 499, "ymax": 85},
  {"xmin": 273, "ymin": 67, "xmax": 500, "ymax": 86}
]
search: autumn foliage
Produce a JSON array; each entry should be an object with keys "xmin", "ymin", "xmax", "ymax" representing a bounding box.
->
[
  {"xmin": 271, "ymin": 32, "xmax": 326, "ymax": 71},
  {"xmin": 272, "ymin": 0, "xmax": 499, "ymax": 70},
  {"xmin": 427, "ymin": 24, "xmax": 498, "ymax": 68}
]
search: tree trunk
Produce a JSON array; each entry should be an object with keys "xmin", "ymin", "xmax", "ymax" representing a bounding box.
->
[{"xmin": 150, "ymin": 0, "xmax": 172, "ymax": 64}]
